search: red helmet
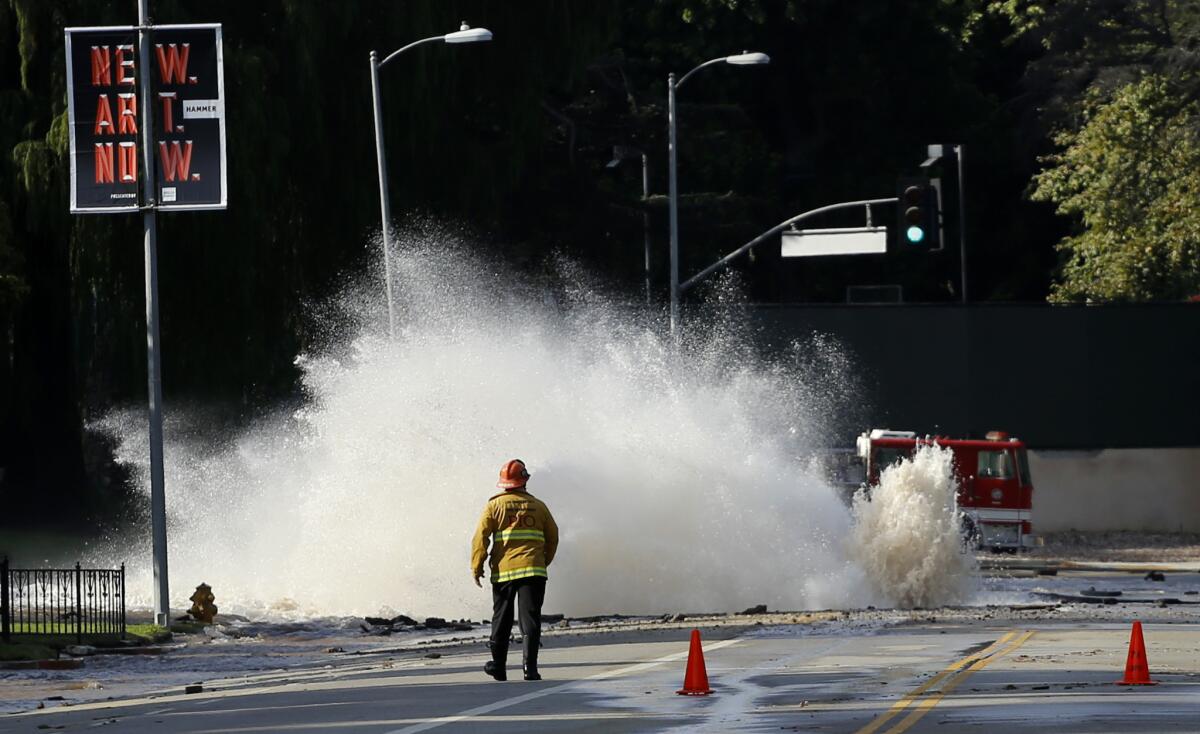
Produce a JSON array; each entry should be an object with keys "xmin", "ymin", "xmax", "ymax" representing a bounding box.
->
[{"xmin": 497, "ymin": 459, "xmax": 530, "ymax": 489}]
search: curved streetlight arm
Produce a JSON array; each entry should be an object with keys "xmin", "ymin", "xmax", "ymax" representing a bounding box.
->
[
  {"xmin": 378, "ymin": 35, "xmax": 446, "ymax": 68},
  {"xmin": 369, "ymin": 23, "xmax": 492, "ymax": 339},
  {"xmin": 674, "ymin": 57, "xmax": 729, "ymax": 90},
  {"xmin": 679, "ymin": 197, "xmax": 898, "ymax": 293}
]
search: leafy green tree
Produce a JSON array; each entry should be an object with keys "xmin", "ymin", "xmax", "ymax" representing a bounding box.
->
[
  {"xmin": 985, "ymin": 0, "xmax": 1199, "ymax": 112},
  {"xmin": 1032, "ymin": 75, "xmax": 1200, "ymax": 301},
  {"xmin": 984, "ymin": 0, "xmax": 1200, "ymax": 301},
  {"xmin": 0, "ymin": 203, "xmax": 27, "ymax": 312}
]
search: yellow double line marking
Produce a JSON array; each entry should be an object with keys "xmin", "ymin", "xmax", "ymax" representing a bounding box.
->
[{"xmin": 856, "ymin": 629, "xmax": 1035, "ymax": 734}]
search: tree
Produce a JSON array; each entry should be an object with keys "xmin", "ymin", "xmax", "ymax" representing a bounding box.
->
[
  {"xmin": 0, "ymin": 202, "xmax": 27, "ymax": 313},
  {"xmin": 1032, "ymin": 75, "xmax": 1200, "ymax": 301},
  {"xmin": 987, "ymin": 1, "xmax": 1200, "ymax": 301},
  {"xmin": 986, "ymin": 0, "xmax": 1200, "ymax": 124}
]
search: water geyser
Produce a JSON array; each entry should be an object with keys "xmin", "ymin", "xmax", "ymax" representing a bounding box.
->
[{"xmin": 94, "ymin": 226, "xmax": 974, "ymax": 620}]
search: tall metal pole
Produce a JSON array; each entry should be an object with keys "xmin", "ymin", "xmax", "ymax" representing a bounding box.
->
[
  {"xmin": 667, "ymin": 73, "xmax": 679, "ymax": 335},
  {"xmin": 954, "ymin": 144, "xmax": 968, "ymax": 304},
  {"xmin": 137, "ymin": 0, "xmax": 169, "ymax": 628},
  {"xmin": 369, "ymin": 50, "xmax": 397, "ymax": 339},
  {"xmin": 641, "ymin": 152, "xmax": 651, "ymax": 305}
]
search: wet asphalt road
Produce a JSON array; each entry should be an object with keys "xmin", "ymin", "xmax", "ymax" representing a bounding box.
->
[{"xmin": 3, "ymin": 572, "xmax": 1199, "ymax": 733}]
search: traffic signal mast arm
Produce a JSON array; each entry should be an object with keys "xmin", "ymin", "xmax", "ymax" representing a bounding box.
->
[{"xmin": 679, "ymin": 197, "xmax": 897, "ymax": 294}]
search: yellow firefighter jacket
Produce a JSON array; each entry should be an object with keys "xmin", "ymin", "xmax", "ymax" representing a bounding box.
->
[{"xmin": 471, "ymin": 489, "xmax": 559, "ymax": 584}]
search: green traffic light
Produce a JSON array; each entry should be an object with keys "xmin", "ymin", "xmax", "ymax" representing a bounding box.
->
[{"xmin": 906, "ymin": 225, "xmax": 925, "ymax": 243}]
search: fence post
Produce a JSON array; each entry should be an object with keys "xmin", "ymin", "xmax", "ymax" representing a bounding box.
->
[
  {"xmin": 74, "ymin": 562, "xmax": 83, "ymax": 644},
  {"xmin": 2, "ymin": 556, "xmax": 9, "ymax": 643},
  {"xmin": 120, "ymin": 564, "xmax": 126, "ymax": 640}
]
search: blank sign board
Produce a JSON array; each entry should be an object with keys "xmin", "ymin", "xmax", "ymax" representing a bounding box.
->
[{"xmin": 781, "ymin": 227, "xmax": 887, "ymax": 257}]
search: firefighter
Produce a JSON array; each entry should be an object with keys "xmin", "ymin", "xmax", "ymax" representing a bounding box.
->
[{"xmin": 471, "ymin": 459, "xmax": 559, "ymax": 681}]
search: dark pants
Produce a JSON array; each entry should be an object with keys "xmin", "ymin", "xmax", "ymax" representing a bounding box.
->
[{"xmin": 490, "ymin": 576, "xmax": 546, "ymax": 673}]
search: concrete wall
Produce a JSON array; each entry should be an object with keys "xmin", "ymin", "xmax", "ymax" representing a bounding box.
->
[
  {"xmin": 1029, "ymin": 448, "xmax": 1200, "ymax": 532},
  {"xmin": 749, "ymin": 303, "xmax": 1200, "ymax": 449}
]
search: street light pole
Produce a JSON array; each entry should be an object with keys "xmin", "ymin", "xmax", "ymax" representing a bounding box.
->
[
  {"xmin": 667, "ymin": 72, "xmax": 679, "ymax": 334},
  {"xmin": 954, "ymin": 143, "xmax": 968, "ymax": 304},
  {"xmin": 640, "ymin": 151, "xmax": 651, "ymax": 305},
  {"xmin": 368, "ymin": 50, "xmax": 396, "ymax": 339},
  {"xmin": 369, "ymin": 23, "xmax": 493, "ymax": 338},
  {"xmin": 666, "ymin": 52, "xmax": 769, "ymax": 337},
  {"xmin": 137, "ymin": 0, "xmax": 170, "ymax": 628}
]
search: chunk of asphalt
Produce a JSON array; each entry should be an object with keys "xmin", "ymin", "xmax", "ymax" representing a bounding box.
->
[{"xmin": 1080, "ymin": 587, "xmax": 1122, "ymax": 598}]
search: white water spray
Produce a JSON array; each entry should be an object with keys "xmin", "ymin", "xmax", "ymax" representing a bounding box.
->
[
  {"xmin": 93, "ymin": 227, "xmax": 974, "ymax": 619},
  {"xmin": 849, "ymin": 444, "xmax": 977, "ymax": 607}
]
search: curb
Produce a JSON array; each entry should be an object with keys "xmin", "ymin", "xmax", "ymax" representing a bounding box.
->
[
  {"xmin": 0, "ymin": 659, "xmax": 84, "ymax": 671},
  {"xmin": 85, "ymin": 646, "xmax": 170, "ymax": 656},
  {"xmin": 981, "ymin": 560, "xmax": 1200, "ymax": 573}
]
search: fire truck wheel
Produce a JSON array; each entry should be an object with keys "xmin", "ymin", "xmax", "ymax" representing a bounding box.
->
[{"xmin": 960, "ymin": 517, "xmax": 981, "ymax": 551}]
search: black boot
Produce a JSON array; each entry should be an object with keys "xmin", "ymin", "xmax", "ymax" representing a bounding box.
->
[
  {"xmin": 523, "ymin": 645, "xmax": 541, "ymax": 681},
  {"xmin": 485, "ymin": 641, "xmax": 507, "ymax": 681},
  {"xmin": 484, "ymin": 660, "xmax": 507, "ymax": 681}
]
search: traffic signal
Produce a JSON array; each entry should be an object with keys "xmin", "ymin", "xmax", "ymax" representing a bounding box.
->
[{"xmin": 896, "ymin": 178, "xmax": 940, "ymax": 251}]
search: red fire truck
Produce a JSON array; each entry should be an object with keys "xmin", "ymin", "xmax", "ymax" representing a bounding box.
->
[{"xmin": 854, "ymin": 429, "xmax": 1039, "ymax": 550}]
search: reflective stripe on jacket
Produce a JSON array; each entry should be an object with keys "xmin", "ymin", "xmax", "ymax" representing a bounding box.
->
[{"xmin": 471, "ymin": 489, "xmax": 559, "ymax": 584}]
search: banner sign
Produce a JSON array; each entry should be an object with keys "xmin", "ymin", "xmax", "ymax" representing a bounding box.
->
[
  {"xmin": 149, "ymin": 24, "xmax": 226, "ymax": 211},
  {"xmin": 65, "ymin": 26, "xmax": 139, "ymax": 212},
  {"xmin": 66, "ymin": 23, "xmax": 227, "ymax": 213}
]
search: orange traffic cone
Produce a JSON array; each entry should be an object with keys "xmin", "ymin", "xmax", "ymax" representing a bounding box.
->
[
  {"xmin": 676, "ymin": 629, "xmax": 714, "ymax": 696},
  {"xmin": 1116, "ymin": 620, "xmax": 1157, "ymax": 685}
]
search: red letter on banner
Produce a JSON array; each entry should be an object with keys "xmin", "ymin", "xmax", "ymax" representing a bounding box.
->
[
  {"xmin": 115, "ymin": 45, "xmax": 135, "ymax": 85},
  {"xmin": 94, "ymin": 95, "xmax": 113, "ymax": 135},
  {"xmin": 158, "ymin": 93, "xmax": 177, "ymax": 133},
  {"xmin": 90, "ymin": 46, "xmax": 111, "ymax": 86},
  {"xmin": 117, "ymin": 93, "xmax": 138, "ymax": 135},
  {"xmin": 94, "ymin": 143, "xmax": 115, "ymax": 183},
  {"xmin": 158, "ymin": 141, "xmax": 193, "ymax": 182},
  {"xmin": 155, "ymin": 43, "xmax": 191, "ymax": 84},
  {"xmin": 118, "ymin": 141, "xmax": 137, "ymax": 182}
]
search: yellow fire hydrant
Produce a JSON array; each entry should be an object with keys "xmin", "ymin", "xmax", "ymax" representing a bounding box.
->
[{"xmin": 188, "ymin": 583, "xmax": 218, "ymax": 624}]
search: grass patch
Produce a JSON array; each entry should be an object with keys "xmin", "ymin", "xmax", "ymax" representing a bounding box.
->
[
  {"xmin": 127, "ymin": 623, "xmax": 172, "ymax": 643},
  {"xmin": 2, "ymin": 622, "xmax": 170, "ymax": 649},
  {"xmin": 1, "ymin": 621, "xmax": 200, "ymax": 659},
  {"xmin": 2, "ymin": 618, "xmax": 206, "ymax": 656},
  {"xmin": 6, "ymin": 622, "xmax": 124, "ymax": 635}
]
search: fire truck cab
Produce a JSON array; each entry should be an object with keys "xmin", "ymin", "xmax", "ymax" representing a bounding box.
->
[{"xmin": 855, "ymin": 429, "xmax": 1039, "ymax": 550}]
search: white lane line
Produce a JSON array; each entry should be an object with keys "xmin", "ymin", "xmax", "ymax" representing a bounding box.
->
[
  {"xmin": 385, "ymin": 638, "xmax": 742, "ymax": 734},
  {"xmin": 205, "ymin": 712, "xmax": 680, "ymax": 733}
]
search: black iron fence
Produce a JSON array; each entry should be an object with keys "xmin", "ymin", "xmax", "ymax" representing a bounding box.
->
[{"xmin": 1, "ymin": 558, "xmax": 126, "ymax": 643}]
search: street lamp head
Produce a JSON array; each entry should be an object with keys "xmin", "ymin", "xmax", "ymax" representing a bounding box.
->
[
  {"xmin": 445, "ymin": 22, "xmax": 493, "ymax": 44},
  {"xmin": 725, "ymin": 51, "xmax": 769, "ymax": 65}
]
